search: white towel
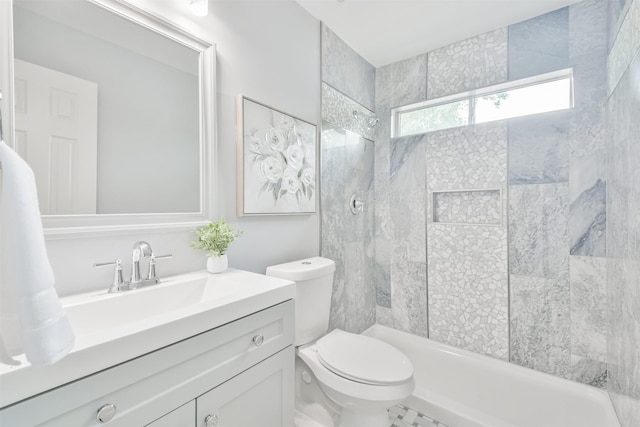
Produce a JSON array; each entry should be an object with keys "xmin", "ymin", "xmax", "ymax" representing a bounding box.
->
[{"xmin": 0, "ymin": 140, "xmax": 75, "ymax": 366}]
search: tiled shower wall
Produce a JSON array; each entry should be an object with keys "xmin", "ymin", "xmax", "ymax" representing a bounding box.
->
[
  {"xmin": 321, "ymin": 0, "xmax": 614, "ymax": 388},
  {"xmin": 372, "ymin": 0, "xmax": 609, "ymax": 387},
  {"xmin": 606, "ymin": 0, "xmax": 640, "ymax": 424},
  {"xmin": 321, "ymin": 25, "xmax": 377, "ymax": 335}
]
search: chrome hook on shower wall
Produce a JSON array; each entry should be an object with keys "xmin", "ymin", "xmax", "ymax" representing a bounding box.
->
[{"xmin": 349, "ymin": 193, "xmax": 364, "ymax": 215}]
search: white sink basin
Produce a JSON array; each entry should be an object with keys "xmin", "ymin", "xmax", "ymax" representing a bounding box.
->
[
  {"xmin": 0, "ymin": 269, "xmax": 295, "ymax": 408},
  {"xmin": 64, "ymin": 278, "xmax": 209, "ymax": 336}
]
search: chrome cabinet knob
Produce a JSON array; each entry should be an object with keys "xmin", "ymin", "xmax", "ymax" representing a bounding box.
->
[
  {"xmin": 96, "ymin": 403, "xmax": 117, "ymax": 423},
  {"xmin": 205, "ymin": 413, "xmax": 219, "ymax": 426},
  {"xmin": 252, "ymin": 334, "xmax": 264, "ymax": 346}
]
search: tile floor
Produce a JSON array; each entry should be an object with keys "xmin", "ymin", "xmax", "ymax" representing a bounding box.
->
[{"xmin": 388, "ymin": 404, "xmax": 449, "ymax": 427}]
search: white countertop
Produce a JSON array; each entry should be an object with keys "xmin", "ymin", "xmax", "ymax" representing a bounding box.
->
[{"xmin": 0, "ymin": 269, "xmax": 295, "ymax": 408}]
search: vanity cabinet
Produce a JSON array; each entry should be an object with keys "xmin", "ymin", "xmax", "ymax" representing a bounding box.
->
[{"xmin": 0, "ymin": 300, "xmax": 294, "ymax": 427}]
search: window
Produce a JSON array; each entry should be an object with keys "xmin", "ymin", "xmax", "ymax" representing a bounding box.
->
[{"xmin": 392, "ymin": 68, "xmax": 573, "ymax": 137}]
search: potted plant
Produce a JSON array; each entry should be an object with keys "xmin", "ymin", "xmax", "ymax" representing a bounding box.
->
[{"xmin": 191, "ymin": 217, "xmax": 243, "ymax": 273}]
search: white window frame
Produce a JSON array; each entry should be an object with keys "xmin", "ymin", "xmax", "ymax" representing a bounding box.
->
[{"xmin": 391, "ymin": 68, "xmax": 574, "ymax": 138}]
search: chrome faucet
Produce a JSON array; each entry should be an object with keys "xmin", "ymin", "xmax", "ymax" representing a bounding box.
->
[
  {"xmin": 131, "ymin": 241, "xmax": 153, "ymax": 286},
  {"xmin": 94, "ymin": 241, "xmax": 172, "ymax": 293}
]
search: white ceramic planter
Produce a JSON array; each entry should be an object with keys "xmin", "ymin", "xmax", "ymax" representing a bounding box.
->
[{"xmin": 206, "ymin": 254, "xmax": 228, "ymax": 274}]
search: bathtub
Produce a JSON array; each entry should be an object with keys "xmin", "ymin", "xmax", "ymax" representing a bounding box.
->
[{"xmin": 363, "ymin": 324, "xmax": 620, "ymax": 427}]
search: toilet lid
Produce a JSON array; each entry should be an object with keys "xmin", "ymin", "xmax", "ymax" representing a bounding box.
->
[{"xmin": 316, "ymin": 329, "xmax": 413, "ymax": 385}]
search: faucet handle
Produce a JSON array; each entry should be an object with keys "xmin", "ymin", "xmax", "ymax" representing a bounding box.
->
[
  {"xmin": 147, "ymin": 254, "xmax": 172, "ymax": 282},
  {"xmin": 94, "ymin": 258, "xmax": 126, "ymax": 293}
]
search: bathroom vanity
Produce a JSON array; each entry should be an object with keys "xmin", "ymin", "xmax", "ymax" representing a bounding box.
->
[{"xmin": 0, "ymin": 270, "xmax": 295, "ymax": 426}]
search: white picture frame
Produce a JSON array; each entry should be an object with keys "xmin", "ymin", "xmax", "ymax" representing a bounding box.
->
[{"xmin": 236, "ymin": 95, "xmax": 317, "ymax": 216}]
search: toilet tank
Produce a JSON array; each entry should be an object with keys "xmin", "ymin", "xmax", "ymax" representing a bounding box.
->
[{"xmin": 266, "ymin": 257, "xmax": 335, "ymax": 346}]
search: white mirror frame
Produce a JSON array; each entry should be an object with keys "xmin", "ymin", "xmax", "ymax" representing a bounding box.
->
[{"xmin": 0, "ymin": 0, "xmax": 216, "ymax": 239}]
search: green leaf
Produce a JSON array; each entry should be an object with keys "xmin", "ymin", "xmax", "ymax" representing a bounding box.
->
[{"xmin": 190, "ymin": 217, "xmax": 243, "ymax": 257}]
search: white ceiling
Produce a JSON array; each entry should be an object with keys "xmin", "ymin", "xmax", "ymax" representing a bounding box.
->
[{"xmin": 295, "ymin": 0, "xmax": 583, "ymax": 67}]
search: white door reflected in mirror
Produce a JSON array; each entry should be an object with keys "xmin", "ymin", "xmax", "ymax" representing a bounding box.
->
[{"xmin": 14, "ymin": 59, "xmax": 98, "ymax": 215}]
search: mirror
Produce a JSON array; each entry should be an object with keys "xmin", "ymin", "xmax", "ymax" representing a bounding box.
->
[{"xmin": 1, "ymin": 0, "xmax": 215, "ymax": 235}]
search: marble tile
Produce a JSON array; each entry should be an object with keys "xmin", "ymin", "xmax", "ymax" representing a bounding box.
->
[
  {"xmin": 374, "ymin": 238, "xmax": 391, "ymax": 308},
  {"xmin": 609, "ymin": 0, "xmax": 630, "ymax": 34},
  {"xmin": 607, "ymin": 259, "xmax": 640, "ymax": 410},
  {"xmin": 390, "ymin": 134, "xmax": 426, "ymax": 191},
  {"xmin": 390, "ymin": 188, "xmax": 426, "ymax": 263},
  {"xmin": 427, "ymin": 28, "xmax": 507, "ymax": 99},
  {"xmin": 375, "ymin": 144, "xmax": 390, "ymax": 196},
  {"xmin": 607, "ymin": 46, "xmax": 640, "ymax": 427},
  {"xmin": 321, "ymin": 119, "xmax": 376, "ymax": 335},
  {"xmin": 508, "ymin": 183, "xmax": 569, "ymax": 278},
  {"xmin": 508, "ymin": 111, "xmax": 570, "ymax": 185},
  {"xmin": 426, "ymin": 122, "xmax": 507, "ymax": 191},
  {"xmin": 608, "ymin": 0, "xmax": 631, "ymax": 51},
  {"xmin": 390, "ymin": 258, "xmax": 428, "ymax": 338},
  {"xmin": 570, "ymin": 355, "xmax": 607, "ymax": 388},
  {"xmin": 569, "ymin": 178, "xmax": 606, "ymax": 257},
  {"xmin": 374, "ymin": 136, "xmax": 392, "ymax": 310},
  {"xmin": 570, "ymin": 256, "xmax": 607, "ymax": 362},
  {"xmin": 375, "ymin": 183, "xmax": 392, "ymax": 241},
  {"xmin": 376, "ymin": 305, "xmax": 393, "ymax": 328},
  {"xmin": 508, "ymin": 7, "xmax": 570, "ymax": 80},
  {"xmin": 343, "ymin": 241, "xmax": 376, "ymax": 334},
  {"xmin": 321, "ymin": 24, "xmax": 376, "ymax": 110},
  {"xmin": 344, "ymin": 189, "xmax": 374, "ymax": 245},
  {"xmin": 325, "ymin": 236, "xmax": 346, "ymax": 332},
  {"xmin": 428, "ymin": 224, "xmax": 509, "ymax": 359},
  {"xmin": 569, "ymin": 0, "xmax": 608, "ymax": 58},
  {"xmin": 510, "ymin": 273, "xmax": 571, "ymax": 377},
  {"xmin": 322, "ymin": 139, "xmax": 347, "ymax": 331},
  {"xmin": 322, "ymin": 83, "xmax": 377, "ymax": 142},
  {"xmin": 607, "ymin": 0, "xmax": 640, "ymax": 94},
  {"xmin": 572, "ymin": 58, "xmax": 608, "ymax": 113},
  {"xmin": 390, "ymin": 404, "xmax": 449, "ymax": 427},
  {"xmin": 568, "ymin": 56, "xmax": 607, "ymax": 259},
  {"xmin": 342, "ymin": 134, "xmax": 374, "ymax": 195},
  {"xmin": 376, "ymin": 54, "xmax": 427, "ymax": 108},
  {"xmin": 321, "ymin": 124, "xmax": 348, "ymax": 183}
]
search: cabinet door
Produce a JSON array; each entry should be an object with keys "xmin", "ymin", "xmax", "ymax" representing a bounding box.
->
[
  {"xmin": 196, "ymin": 347, "xmax": 294, "ymax": 427},
  {"xmin": 145, "ymin": 401, "xmax": 195, "ymax": 427}
]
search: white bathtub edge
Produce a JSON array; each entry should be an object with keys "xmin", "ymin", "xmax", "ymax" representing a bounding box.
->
[{"xmin": 363, "ymin": 324, "xmax": 621, "ymax": 427}]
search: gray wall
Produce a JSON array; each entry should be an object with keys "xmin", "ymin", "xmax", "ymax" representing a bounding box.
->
[
  {"xmin": 606, "ymin": 0, "xmax": 640, "ymax": 424},
  {"xmin": 43, "ymin": 0, "xmax": 321, "ymax": 296}
]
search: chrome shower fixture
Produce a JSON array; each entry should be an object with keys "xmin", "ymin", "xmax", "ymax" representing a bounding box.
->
[{"xmin": 352, "ymin": 110, "xmax": 380, "ymax": 130}]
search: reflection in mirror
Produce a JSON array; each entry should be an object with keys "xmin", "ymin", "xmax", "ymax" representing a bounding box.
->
[{"xmin": 13, "ymin": 0, "xmax": 201, "ymax": 215}]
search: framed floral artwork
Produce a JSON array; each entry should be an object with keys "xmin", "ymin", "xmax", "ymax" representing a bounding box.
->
[{"xmin": 236, "ymin": 96, "xmax": 317, "ymax": 216}]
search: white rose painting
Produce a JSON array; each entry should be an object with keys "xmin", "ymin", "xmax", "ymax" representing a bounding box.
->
[{"xmin": 237, "ymin": 96, "xmax": 317, "ymax": 215}]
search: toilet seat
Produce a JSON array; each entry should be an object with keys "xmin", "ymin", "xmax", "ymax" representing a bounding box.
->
[
  {"xmin": 296, "ymin": 342, "xmax": 415, "ymax": 406},
  {"xmin": 315, "ymin": 329, "xmax": 413, "ymax": 386}
]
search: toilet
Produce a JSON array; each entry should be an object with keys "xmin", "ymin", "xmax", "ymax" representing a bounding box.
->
[{"xmin": 266, "ymin": 257, "xmax": 415, "ymax": 427}]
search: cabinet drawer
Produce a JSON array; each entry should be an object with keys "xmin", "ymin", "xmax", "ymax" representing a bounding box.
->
[
  {"xmin": 0, "ymin": 300, "xmax": 293, "ymax": 426},
  {"xmin": 196, "ymin": 347, "xmax": 294, "ymax": 427}
]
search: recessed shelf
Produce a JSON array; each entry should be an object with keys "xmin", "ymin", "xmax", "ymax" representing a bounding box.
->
[{"xmin": 432, "ymin": 189, "xmax": 501, "ymax": 225}]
